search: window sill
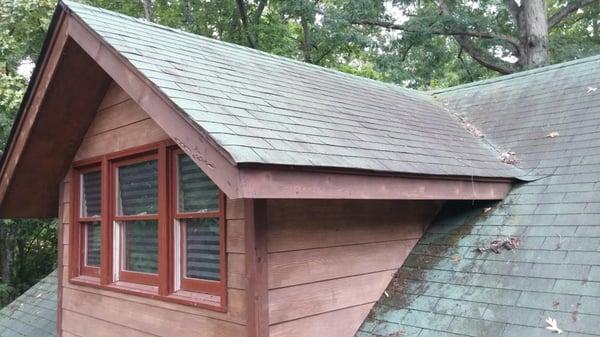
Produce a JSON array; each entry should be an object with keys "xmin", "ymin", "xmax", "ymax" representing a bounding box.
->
[{"xmin": 69, "ymin": 276, "xmax": 225, "ymax": 312}]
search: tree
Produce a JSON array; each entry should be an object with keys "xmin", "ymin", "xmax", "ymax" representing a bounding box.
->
[
  {"xmin": 0, "ymin": 0, "xmax": 57, "ymax": 306},
  {"xmin": 353, "ymin": 0, "xmax": 600, "ymax": 74}
]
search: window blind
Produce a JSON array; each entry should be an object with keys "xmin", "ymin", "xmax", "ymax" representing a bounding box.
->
[
  {"xmin": 178, "ymin": 155, "xmax": 219, "ymax": 213},
  {"xmin": 118, "ymin": 160, "xmax": 158, "ymax": 216},
  {"xmin": 184, "ymin": 218, "xmax": 220, "ymax": 281}
]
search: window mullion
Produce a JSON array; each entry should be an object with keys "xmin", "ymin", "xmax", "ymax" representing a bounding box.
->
[
  {"xmin": 100, "ymin": 157, "xmax": 111, "ymax": 285},
  {"xmin": 158, "ymin": 144, "xmax": 170, "ymax": 296}
]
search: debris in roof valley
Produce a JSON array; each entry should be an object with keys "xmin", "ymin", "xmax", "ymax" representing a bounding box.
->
[
  {"xmin": 447, "ymin": 107, "xmax": 485, "ymax": 138},
  {"xmin": 500, "ymin": 151, "xmax": 518, "ymax": 164},
  {"xmin": 477, "ymin": 237, "xmax": 520, "ymax": 254}
]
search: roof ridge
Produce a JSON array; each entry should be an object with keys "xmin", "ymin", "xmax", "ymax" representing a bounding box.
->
[
  {"xmin": 431, "ymin": 54, "xmax": 600, "ymax": 95},
  {"xmin": 60, "ymin": 0, "xmax": 432, "ymax": 101}
]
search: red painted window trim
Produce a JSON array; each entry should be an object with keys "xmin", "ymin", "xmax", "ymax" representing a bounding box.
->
[
  {"xmin": 171, "ymin": 148, "xmax": 227, "ymax": 296},
  {"xmin": 71, "ymin": 164, "xmax": 102, "ymax": 278},
  {"xmin": 69, "ymin": 141, "xmax": 227, "ymax": 311}
]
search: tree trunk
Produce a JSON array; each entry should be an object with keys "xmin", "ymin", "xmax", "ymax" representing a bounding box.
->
[
  {"xmin": 301, "ymin": 16, "xmax": 312, "ymax": 63},
  {"xmin": 519, "ymin": 0, "xmax": 550, "ymax": 69},
  {"xmin": 15, "ymin": 237, "xmax": 25, "ymax": 288},
  {"xmin": 0, "ymin": 224, "xmax": 15, "ymax": 285},
  {"xmin": 142, "ymin": 0, "xmax": 153, "ymax": 22}
]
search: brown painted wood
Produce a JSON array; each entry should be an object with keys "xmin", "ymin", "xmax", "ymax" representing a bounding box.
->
[
  {"xmin": 267, "ymin": 199, "xmax": 441, "ymax": 252},
  {"xmin": 268, "ymin": 239, "xmax": 419, "ymax": 289},
  {"xmin": 264, "ymin": 199, "xmax": 440, "ymax": 335},
  {"xmin": 239, "ymin": 167, "xmax": 513, "ymax": 200},
  {"xmin": 0, "ymin": 11, "xmax": 69, "ymax": 216},
  {"xmin": 85, "ymin": 99, "xmax": 149, "ymax": 137},
  {"xmin": 97, "ymin": 82, "xmax": 130, "ymax": 110},
  {"xmin": 226, "ymin": 219, "xmax": 246, "ymax": 254},
  {"xmin": 0, "ymin": 37, "xmax": 111, "ymax": 218},
  {"xmin": 62, "ymin": 287, "xmax": 245, "ymax": 337},
  {"xmin": 270, "ymin": 304, "xmax": 373, "ymax": 337},
  {"xmin": 62, "ymin": 309, "xmax": 154, "ymax": 337},
  {"xmin": 57, "ymin": 178, "xmax": 66, "ymax": 337},
  {"xmin": 245, "ymin": 199, "xmax": 269, "ymax": 337},
  {"xmin": 268, "ymin": 270, "xmax": 393, "ymax": 324},
  {"xmin": 75, "ymin": 118, "xmax": 169, "ymax": 161},
  {"xmin": 227, "ymin": 253, "xmax": 246, "ymax": 290}
]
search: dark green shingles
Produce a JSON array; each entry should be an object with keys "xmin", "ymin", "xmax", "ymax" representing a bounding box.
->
[
  {"xmin": 0, "ymin": 271, "xmax": 56, "ymax": 337},
  {"xmin": 362, "ymin": 56, "xmax": 600, "ymax": 337},
  {"xmin": 61, "ymin": 0, "xmax": 522, "ymax": 179}
]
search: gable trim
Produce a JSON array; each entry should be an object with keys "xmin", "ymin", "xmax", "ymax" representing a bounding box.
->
[{"xmin": 0, "ymin": 8, "xmax": 68, "ymax": 209}]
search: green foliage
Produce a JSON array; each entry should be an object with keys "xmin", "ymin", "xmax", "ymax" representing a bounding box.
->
[{"xmin": 0, "ymin": 0, "xmax": 57, "ymax": 308}]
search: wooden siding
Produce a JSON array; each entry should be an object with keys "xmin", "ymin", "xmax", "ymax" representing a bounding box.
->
[
  {"xmin": 265, "ymin": 199, "xmax": 442, "ymax": 337},
  {"xmin": 58, "ymin": 83, "xmax": 247, "ymax": 337}
]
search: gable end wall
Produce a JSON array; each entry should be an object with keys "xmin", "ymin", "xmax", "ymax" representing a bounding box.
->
[{"xmin": 57, "ymin": 83, "xmax": 247, "ymax": 337}]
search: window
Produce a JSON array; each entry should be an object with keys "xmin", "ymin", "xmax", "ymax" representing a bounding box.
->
[
  {"xmin": 172, "ymin": 150, "xmax": 225, "ymax": 295},
  {"xmin": 75, "ymin": 167, "xmax": 102, "ymax": 277},
  {"xmin": 114, "ymin": 156, "xmax": 160, "ymax": 285},
  {"xmin": 70, "ymin": 142, "xmax": 226, "ymax": 310}
]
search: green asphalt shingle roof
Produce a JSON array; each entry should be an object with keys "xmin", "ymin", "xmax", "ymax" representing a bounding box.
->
[
  {"xmin": 359, "ymin": 56, "xmax": 600, "ymax": 337},
  {"xmin": 0, "ymin": 271, "xmax": 56, "ymax": 337},
  {"xmin": 61, "ymin": 0, "xmax": 522, "ymax": 179}
]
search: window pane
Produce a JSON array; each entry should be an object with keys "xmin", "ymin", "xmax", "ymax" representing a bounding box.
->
[
  {"xmin": 84, "ymin": 221, "xmax": 101, "ymax": 267},
  {"xmin": 183, "ymin": 218, "xmax": 220, "ymax": 281},
  {"xmin": 122, "ymin": 220, "xmax": 158, "ymax": 274},
  {"xmin": 81, "ymin": 171, "xmax": 101, "ymax": 217},
  {"xmin": 177, "ymin": 154, "xmax": 219, "ymax": 213},
  {"xmin": 117, "ymin": 160, "xmax": 158, "ymax": 215}
]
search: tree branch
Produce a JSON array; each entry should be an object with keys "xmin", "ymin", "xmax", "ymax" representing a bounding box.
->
[
  {"xmin": 301, "ymin": 16, "xmax": 313, "ymax": 63},
  {"xmin": 141, "ymin": 0, "xmax": 153, "ymax": 22},
  {"xmin": 235, "ymin": 0, "xmax": 258, "ymax": 49},
  {"xmin": 253, "ymin": 0, "xmax": 267, "ymax": 25},
  {"xmin": 548, "ymin": 0, "xmax": 600, "ymax": 29},
  {"xmin": 352, "ymin": 19, "xmax": 522, "ymax": 52},
  {"xmin": 438, "ymin": 0, "xmax": 516, "ymax": 74},
  {"xmin": 504, "ymin": 0, "xmax": 522, "ymax": 27},
  {"xmin": 453, "ymin": 35, "xmax": 515, "ymax": 74}
]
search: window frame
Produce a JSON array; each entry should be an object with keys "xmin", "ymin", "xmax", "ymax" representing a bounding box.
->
[
  {"xmin": 69, "ymin": 141, "xmax": 227, "ymax": 311},
  {"xmin": 112, "ymin": 152, "xmax": 161, "ymax": 286},
  {"xmin": 171, "ymin": 148, "xmax": 227, "ymax": 296},
  {"xmin": 72, "ymin": 164, "xmax": 102, "ymax": 278}
]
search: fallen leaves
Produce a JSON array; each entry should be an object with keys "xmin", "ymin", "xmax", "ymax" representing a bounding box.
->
[
  {"xmin": 464, "ymin": 122, "xmax": 483, "ymax": 138},
  {"xmin": 587, "ymin": 86, "xmax": 597, "ymax": 94},
  {"xmin": 546, "ymin": 131, "xmax": 560, "ymax": 138},
  {"xmin": 483, "ymin": 207, "xmax": 492, "ymax": 213},
  {"xmin": 477, "ymin": 237, "xmax": 520, "ymax": 254},
  {"xmin": 545, "ymin": 317, "xmax": 563, "ymax": 334},
  {"xmin": 500, "ymin": 151, "xmax": 518, "ymax": 165},
  {"xmin": 451, "ymin": 255, "xmax": 462, "ymax": 263}
]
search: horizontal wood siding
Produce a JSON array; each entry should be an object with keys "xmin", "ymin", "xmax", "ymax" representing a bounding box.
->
[
  {"xmin": 59, "ymin": 83, "xmax": 246, "ymax": 337},
  {"xmin": 266, "ymin": 199, "xmax": 441, "ymax": 337}
]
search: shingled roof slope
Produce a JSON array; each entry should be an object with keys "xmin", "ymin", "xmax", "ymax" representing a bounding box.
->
[
  {"xmin": 358, "ymin": 56, "xmax": 600, "ymax": 336},
  {"xmin": 61, "ymin": 0, "xmax": 521, "ymax": 179},
  {"xmin": 0, "ymin": 271, "xmax": 56, "ymax": 337}
]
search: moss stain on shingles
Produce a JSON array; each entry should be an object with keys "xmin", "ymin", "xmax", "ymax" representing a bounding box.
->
[{"xmin": 363, "ymin": 200, "xmax": 498, "ymax": 325}]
